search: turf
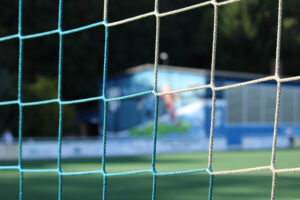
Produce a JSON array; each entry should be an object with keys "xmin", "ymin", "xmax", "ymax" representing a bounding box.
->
[{"xmin": 0, "ymin": 149, "xmax": 299, "ymax": 200}]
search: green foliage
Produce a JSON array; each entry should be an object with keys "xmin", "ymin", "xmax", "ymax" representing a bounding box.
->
[
  {"xmin": 217, "ymin": 0, "xmax": 277, "ymax": 74},
  {"xmin": 23, "ymin": 76, "xmax": 57, "ymax": 101},
  {"xmin": 0, "ymin": 69, "xmax": 18, "ymax": 136},
  {"xmin": 22, "ymin": 76, "xmax": 76, "ymax": 137},
  {"xmin": 1, "ymin": 0, "xmax": 300, "ymax": 80},
  {"xmin": 218, "ymin": 0, "xmax": 300, "ymax": 75},
  {"xmin": 0, "ymin": 69, "xmax": 16, "ymax": 101}
]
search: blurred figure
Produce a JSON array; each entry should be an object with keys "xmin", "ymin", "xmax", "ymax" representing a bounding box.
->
[
  {"xmin": 1, "ymin": 128, "xmax": 13, "ymax": 145},
  {"xmin": 161, "ymin": 83, "xmax": 176, "ymax": 122},
  {"xmin": 138, "ymin": 95, "xmax": 155, "ymax": 124},
  {"xmin": 286, "ymin": 126, "xmax": 294, "ymax": 148}
]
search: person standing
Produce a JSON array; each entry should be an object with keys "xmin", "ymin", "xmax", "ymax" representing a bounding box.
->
[
  {"xmin": 2, "ymin": 128, "xmax": 14, "ymax": 145},
  {"xmin": 286, "ymin": 126, "xmax": 294, "ymax": 148}
]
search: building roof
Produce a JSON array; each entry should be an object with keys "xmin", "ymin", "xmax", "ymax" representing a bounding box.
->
[{"xmin": 122, "ymin": 63, "xmax": 267, "ymax": 80}]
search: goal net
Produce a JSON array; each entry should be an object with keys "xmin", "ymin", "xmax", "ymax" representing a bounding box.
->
[{"xmin": 0, "ymin": 0, "xmax": 299, "ymax": 200}]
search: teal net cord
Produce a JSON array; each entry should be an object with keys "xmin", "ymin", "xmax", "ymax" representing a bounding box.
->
[{"xmin": 1, "ymin": 0, "xmax": 300, "ymax": 200}]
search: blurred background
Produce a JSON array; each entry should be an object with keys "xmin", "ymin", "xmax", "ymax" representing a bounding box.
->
[
  {"xmin": 0, "ymin": 0, "xmax": 300, "ymax": 199},
  {"xmin": 1, "ymin": 0, "xmax": 300, "ymax": 137}
]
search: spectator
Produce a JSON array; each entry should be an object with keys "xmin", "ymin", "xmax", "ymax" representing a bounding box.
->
[
  {"xmin": 286, "ymin": 126, "xmax": 294, "ymax": 148},
  {"xmin": 2, "ymin": 128, "xmax": 14, "ymax": 145}
]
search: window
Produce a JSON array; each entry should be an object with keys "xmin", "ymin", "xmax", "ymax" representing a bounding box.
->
[
  {"xmin": 247, "ymin": 87, "xmax": 261, "ymax": 123},
  {"xmin": 279, "ymin": 87, "xmax": 294, "ymax": 123},
  {"xmin": 263, "ymin": 86, "xmax": 276, "ymax": 123},
  {"xmin": 226, "ymin": 87, "xmax": 243, "ymax": 123},
  {"xmin": 226, "ymin": 82, "xmax": 300, "ymax": 124}
]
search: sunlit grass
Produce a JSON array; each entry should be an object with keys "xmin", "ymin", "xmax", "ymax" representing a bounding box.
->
[{"xmin": 0, "ymin": 149, "xmax": 299, "ymax": 200}]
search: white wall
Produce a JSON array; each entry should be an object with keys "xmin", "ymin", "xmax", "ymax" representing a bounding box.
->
[{"xmin": 0, "ymin": 138, "xmax": 227, "ymax": 160}]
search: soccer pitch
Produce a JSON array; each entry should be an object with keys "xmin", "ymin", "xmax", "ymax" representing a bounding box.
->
[{"xmin": 0, "ymin": 149, "xmax": 299, "ymax": 200}]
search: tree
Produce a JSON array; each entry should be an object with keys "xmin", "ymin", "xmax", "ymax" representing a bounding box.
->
[
  {"xmin": 0, "ymin": 69, "xmax": 18, "ymax": 136},
  {"xmin": 217, "ymin": 0, "xmax": 277, "ymax": 74},
  {"xmin": 218, "ymin": 0, "xmax": 300, "ymax": 76},
  {"xmin": 22, "ymin": 76, "xmax": 76, "ymax": 137}
]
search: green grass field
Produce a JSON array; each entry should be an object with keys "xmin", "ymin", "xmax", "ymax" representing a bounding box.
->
[{"xmin": 0, "ymin": 149, "xmax": 299, "ymax": 200}]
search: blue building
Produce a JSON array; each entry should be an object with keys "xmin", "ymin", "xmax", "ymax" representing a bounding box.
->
[{"xmin": 81, "ymin": 64, "xmax": 300, "ymax": 150}]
